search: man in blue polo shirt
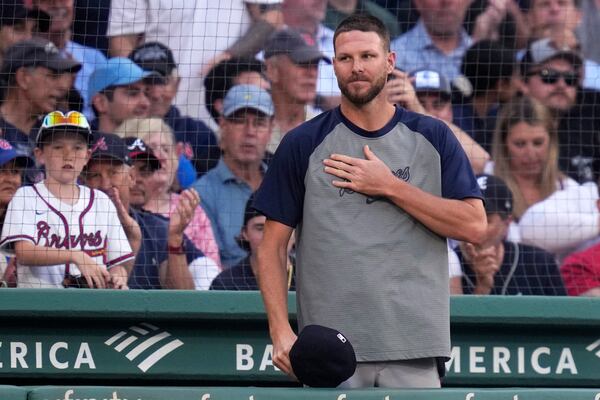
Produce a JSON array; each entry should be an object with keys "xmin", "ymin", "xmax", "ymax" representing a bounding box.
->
[
  {"xmin": 191, "ymin": 84, "xmax": 274, "ymax": 269},
  {"xmin": 254, "ymin": 15, "xmax": 486, "ymax": 388}
]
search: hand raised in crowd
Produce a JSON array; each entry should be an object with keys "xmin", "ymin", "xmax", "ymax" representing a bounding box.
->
[
  {"xmin": 386, "ymin": 69, "xmax": 425, "ymax": 114},
  {"xmin": 323, "ymin": 145, "xmax": 396, "ymax": 198},
  {"xmin": 472, "ymin": 0, "xmax": 509, "ymax": 41},
  {"xmin": 168, "ymin": 188, "xmax": 201, "ymax": 237},
  {"xmin": 107, "ymin": 186, "xmax": 142, "ymax": 255},
  {"xmin": 462, "ymin": 243, "xmax": 502, "ymax": 294},
  {"xmin": 70, "ymin": 251, "xmax": 111, "ymax": 289}
]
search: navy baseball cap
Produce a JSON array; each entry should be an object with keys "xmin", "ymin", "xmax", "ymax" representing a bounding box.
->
[
  {"xmin": 130, "ymin": 42, "xmax": 176, "ymax": 79},
  {"xmin": 0, "ymin": 138, "xmax": 33, "ymax": 169},
  {"xmin": 223, "ymin": 84, "xmax": 274, "ymax": 118},
  {"xmin": 87, "ymin": 57, "xmax": 159, "ymax": 104},
  {"xmin": 124, "ymin": 137, "xmax": 161, "ymax": 171},
  {"xmin": 409, "ymin": 69, "xmax": 452, "ymax": 100},
  {"xmin": 476, "ymin": 174, "xmax": 513, "ymax": 216},
  {"xmin": 264, "ymin": 28, "xmax": 330, "ymax": 64},
  {"xmin": 290, "ymin": 325, "xmax": 357, "ymax": 387},
  {"xmin": 1, "ymin": 38, "xmax": 81, "ymax": 77},
  {"xmin": 90, "ymin": 132, "xmax": 131, "ymax": 165}
]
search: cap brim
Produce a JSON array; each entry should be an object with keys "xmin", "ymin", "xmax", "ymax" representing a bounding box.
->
[
  {"xmin": 129, "ymin": 151, "xmax": 161, "ymax": 171},
  {"xmin": 114, "ymin": 70, "xmax": 161, "ymax": 87},
  {"xmin": 0, "ymin": 153, "xmax": 34, "ymax": 169},
  {"xmin": 290, "ymin": 48, "xmax": 331, "ymax": 65},
  {"xmin": 89, "ymin": 151, "xmax": 127, "ymax": 165},
  {"xmin": 37, "ymin": 126, "xmax": 92, "ymax": 147},
  {"xmin": 45, "ymin": 57, "xmax": 82, "ymax": 73},
  {"xmin": 224, "ymin": 105, "xmax": 273, "ymax": 118}
]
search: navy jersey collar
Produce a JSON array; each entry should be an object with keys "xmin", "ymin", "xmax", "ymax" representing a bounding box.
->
[{"xmin": 335, "ymin": 106, "xmax": 403, "ymax": 138}]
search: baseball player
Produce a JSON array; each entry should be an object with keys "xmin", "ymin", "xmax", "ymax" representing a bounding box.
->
[{"xmin": 0, "ymin": 111, "xmax": 134, "ymax": 289}]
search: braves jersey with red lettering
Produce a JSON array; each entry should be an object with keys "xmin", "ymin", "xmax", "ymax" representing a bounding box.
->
[{"xmin": 0, "ymin": 183, "xmax": 134, "ymax": 288}]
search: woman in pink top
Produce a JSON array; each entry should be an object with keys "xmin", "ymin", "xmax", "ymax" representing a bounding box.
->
[{"xmin": 116, "ymin": 118, "xmax": 221, "ymax": 267}]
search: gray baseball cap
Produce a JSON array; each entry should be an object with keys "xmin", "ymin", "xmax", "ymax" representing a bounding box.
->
[
  {"xmin": 1, "ymin": 38, "xmax": 81, "ymax": 77},
  {"xmin": 264, "ymin": 28, "xmax": 330, "ymax": 64},
  {"xmin": 222, "ymin": 84, "xmax": 274, "ymax": 118},
  {"xmin": 521, "ymin": 37, "xmax": 583, "ymax": 75},
  {"xmin": 409, "ymin": 69, "xmax": 452, "ymax": 99}
]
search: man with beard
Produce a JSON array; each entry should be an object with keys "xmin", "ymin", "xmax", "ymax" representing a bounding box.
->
[
  {"xmin": 517, "ymin": 37, "xmax": 600, "ymax": 183},
  {"xmin": 254, "ymin": 14, "xmax": 486, "ymax": 388}
]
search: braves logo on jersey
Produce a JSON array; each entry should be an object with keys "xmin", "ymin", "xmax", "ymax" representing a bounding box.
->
[{"xmin": 35, "ymin": 221, "xmax": 103, "ymax": 249}]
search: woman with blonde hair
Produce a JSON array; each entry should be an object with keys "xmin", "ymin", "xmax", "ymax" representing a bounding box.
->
[
  {"xmin": 491, "ymin": 96, "xmax": 599, "ymax": 261},
  {"xmin": 116, "ymin": 117, "xmax": 221, "ymax": 266}
]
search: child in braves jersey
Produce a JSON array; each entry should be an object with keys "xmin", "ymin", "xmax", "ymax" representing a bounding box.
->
[{"xmin": 0, "ymin": 111, "xmax": 134, "ymax": 289}]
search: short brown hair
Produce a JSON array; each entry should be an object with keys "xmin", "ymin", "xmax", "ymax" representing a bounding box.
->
[{"xmin": 333, "ymin": 14, "xmax": 390, "ymax": 53}]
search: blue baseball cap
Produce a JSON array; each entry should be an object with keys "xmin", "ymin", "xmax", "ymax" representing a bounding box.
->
[
  {"xmin": 0, "ymin": 139, "xmax": 34, "ymax": 169},
  {"xmin": 87, "ymin": 57, "xmax": 158, "ymax": 103},
  {"xmin": 222, "ymin": 84, "xmax": 274, "ymax": 118}
]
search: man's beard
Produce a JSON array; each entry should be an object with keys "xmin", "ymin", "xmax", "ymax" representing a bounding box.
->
[{"xmin": 339, "ymin": 71, "xmax": 387, "ymax": 106}]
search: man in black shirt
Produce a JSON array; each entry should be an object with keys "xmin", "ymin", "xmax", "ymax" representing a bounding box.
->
[{"xmin": 456, "ymin": 174, "xmax": 566, "ymax": 295}]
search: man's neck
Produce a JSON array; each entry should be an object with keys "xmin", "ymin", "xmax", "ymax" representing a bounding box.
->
[
  {"xmin": 45, "ymin": 29, "xmax": 71, "ymax": 50},
  {"xmin": 143, "ymin": 188, "xmax": 172, "ymax": 215},
  {"xmin": 328, "ymin": 0, "xmax": 358, "ymax": 14},
  {"xmin": 471, "ymin": 91, "xmax": 498, "ymax": 119},
  {"xmin": 223, "ymin": 156, "xmax": 264, "ymax": 191},
  {"xmin": 97, "ymin": 117, "xmax": 117, "ymax": 134},
  {"xmin": 283, "ymin": 13, "xmax": 319, "ymax": 37},
  {"xmin": 423, "ymin": 24, "xmax": 462, "ymax": 55},
  {"xmin": 339, "ymin": 94, "xmax": 396, "ymax": 132},
  {"xmin": 0, "ymin": 97, "xmax": 40, "ymax": 134},
  {"xmin": 272, "ymin": 90, "xmax": 307, "ymax": 134}
]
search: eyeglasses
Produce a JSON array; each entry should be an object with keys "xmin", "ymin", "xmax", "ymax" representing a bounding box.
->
[
  {"xmin": 529, "ymin": 68, "xmax": 579, "ymax": 87},
  {"xmin": 41, "ymin": 111, "xmax": 91, "ymax": 132}
]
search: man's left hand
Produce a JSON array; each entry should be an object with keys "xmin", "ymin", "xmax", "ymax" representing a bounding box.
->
[{"xmin": 323, "ymin": 145, "xmax": 395, "ymax": 197}]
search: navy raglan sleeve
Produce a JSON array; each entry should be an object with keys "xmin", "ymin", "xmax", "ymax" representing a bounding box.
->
[
  {"xmin": 254, "ymin": 129, "xmax": 311, "ymax": 228},
  {"xmin": 436, "ymin": 122, "xmax": 483, "ymax": 201}
]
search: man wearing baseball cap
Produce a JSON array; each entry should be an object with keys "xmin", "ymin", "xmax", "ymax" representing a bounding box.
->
[
  {"xmin": 87, "ymin": 57, "xmax": 157, "ymax": 134},
  {"xmin": 192, "ymin": 84, "xmax": 274, "ymax": 269},
  {"xmin": 129, "ymin": 42, "xmax": 218, "ymax": 178},
  {"xmin": 0, "ymin": 38, "xmax": 81, "ymax": 156},
  {"xmin": 82, "ymin": 132, "xmax": 217, "ymax": 290},
  {"xmin": 454, "ymin": 174, "xmax": 566, "ymax": 295},
  {"xmin": 409, "ymin": 69, "xmax": 454, "ymax": 124},
  {"xmin": 517, "ymin": 36, "xmax": 600, "ymax": 184},
  {"xmin": 264, "ymin": 28, "xmax": 327, "ymax": 153},
  {"xmin": 0, "ymin": 0, "xmax": 47, "ymax": 64}
]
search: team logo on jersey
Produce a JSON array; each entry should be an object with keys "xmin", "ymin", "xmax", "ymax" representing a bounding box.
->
[
  {"xmin": 104, "ymin": 322, "xmax": 184, "ymax": 372},
  {"xmin": 36, "ymin": 221, "xmax": 103, "ymax": 249},
  {"xmin": 339, "ymin": 166, "xmax": 410, "ymax": 205}
]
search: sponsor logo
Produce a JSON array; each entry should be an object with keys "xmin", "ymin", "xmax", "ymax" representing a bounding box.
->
[
  {"xmin": 586, "ymin": 338, "xmax": 600, "ymax": 359},
  {"xmin": 104, "ymin": 322, "xmax": 184, "ymax": 372}
]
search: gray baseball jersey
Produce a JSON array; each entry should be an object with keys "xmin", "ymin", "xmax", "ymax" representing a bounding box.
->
[{"xmin": 255, "ymin": 107, "xmax": 482, "ymax": 362}]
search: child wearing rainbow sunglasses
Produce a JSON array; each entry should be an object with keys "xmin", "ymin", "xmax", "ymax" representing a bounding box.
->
[{"xmin": 0, "ymin": 111, "xmax": 134, "ymax": 289}]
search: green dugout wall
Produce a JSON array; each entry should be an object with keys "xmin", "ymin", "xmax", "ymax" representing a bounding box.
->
[{"xmin": 0, "ymin": 290, "xmax": 599, "ymax": 387}]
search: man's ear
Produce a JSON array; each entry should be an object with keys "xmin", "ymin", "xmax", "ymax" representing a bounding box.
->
[
  {"xmin": 214, "ymin": 98, "xmax": 224, "ymax": 117},
  {"xmin": 92, "ymin": 93, "xmax": 109, "ymax": 115},
  {"xmin": 265, "ymin": 58, "xmax": 279, "ymax": 84},
  {"xmin": 15, "ymin": 68, "xmax": 31, "ymax": 90}
]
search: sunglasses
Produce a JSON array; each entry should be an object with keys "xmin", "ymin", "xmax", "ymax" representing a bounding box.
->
[
  {"xmin": 529, "ymin": 69, "xmax": 578, "ymax": 87},
  {"xmin": 41, "ymin": 111, "xmax": 91, "ymax": 132}
]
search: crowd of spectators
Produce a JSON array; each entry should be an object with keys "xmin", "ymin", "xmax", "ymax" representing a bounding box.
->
[{"xmin": 0, "ymin": 0, "xmax": 599, "ymax": 296}]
